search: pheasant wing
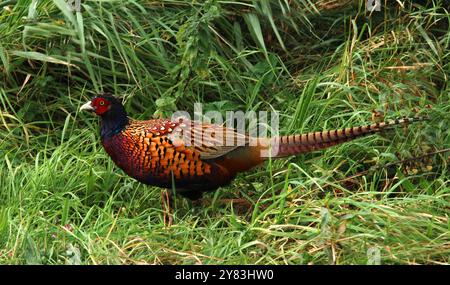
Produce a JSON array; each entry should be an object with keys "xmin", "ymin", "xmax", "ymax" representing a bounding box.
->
[{"xmin": 133, "ymin": 118, "xmax": 247, "ymax": 159}]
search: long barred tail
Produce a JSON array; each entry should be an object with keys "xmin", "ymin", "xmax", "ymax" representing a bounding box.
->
[{"xmin": 269, "ymin": 116, "xmax": 428, "ymax": 158}]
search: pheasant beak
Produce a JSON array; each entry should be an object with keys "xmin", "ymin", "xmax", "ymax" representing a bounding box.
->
[{"xmin": 80, "ymin": 101, "xmax": 95, "ymax": 112}]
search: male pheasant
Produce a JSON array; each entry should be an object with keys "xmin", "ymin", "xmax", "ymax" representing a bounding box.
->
[{"xmin": 80, "ymin": 93, "xmax": 425, "ymax": 200}]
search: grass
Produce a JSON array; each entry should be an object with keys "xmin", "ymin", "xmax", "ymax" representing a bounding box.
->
[{"xmin": 0, "ymin": 0, "xmax": 449, "ymax": 264}]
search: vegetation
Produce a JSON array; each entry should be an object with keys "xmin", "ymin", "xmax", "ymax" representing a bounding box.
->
[{"xmin": 0, "ymin": 0, "xmax": 448, "ymax": 264}]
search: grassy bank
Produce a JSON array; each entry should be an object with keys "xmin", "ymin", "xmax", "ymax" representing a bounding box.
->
[{"xmin": 0, "ymin": 0, "xmax": 448, "ymax": 264}]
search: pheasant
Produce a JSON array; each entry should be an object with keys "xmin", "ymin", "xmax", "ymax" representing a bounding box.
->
[{"xmin": 80, "ymin": 93, "xmax": 425, "ymax": 200}]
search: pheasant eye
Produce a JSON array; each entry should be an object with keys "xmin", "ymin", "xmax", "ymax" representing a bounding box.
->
[{"xmin": 99, "ymin": 101, "xmax": 105, "ymax": 106}]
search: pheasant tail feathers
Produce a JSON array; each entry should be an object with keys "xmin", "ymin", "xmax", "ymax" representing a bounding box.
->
[{"xmin": 265, "ymin": 116, "xmax": 427, "ymax": 158}]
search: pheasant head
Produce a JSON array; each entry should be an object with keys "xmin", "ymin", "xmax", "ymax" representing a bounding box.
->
[{"xmin": 80, "ymin": 93, "xmax": 129, "ymax": 138}]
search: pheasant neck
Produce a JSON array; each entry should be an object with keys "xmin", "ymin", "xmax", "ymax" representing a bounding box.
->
[{"xmin": 100, "ymin": 107, "xmax": 129, "ymax": 138}]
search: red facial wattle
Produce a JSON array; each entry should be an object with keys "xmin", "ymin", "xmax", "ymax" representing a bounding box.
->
[{"xmin": 91, "ymin": 97, "xmax": 111, "ymax": 115}]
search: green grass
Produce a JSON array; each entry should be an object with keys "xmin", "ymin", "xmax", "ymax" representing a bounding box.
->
[{"xmin": 0, "ymin": 0, "xmax": 449, "ymax": 264}]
